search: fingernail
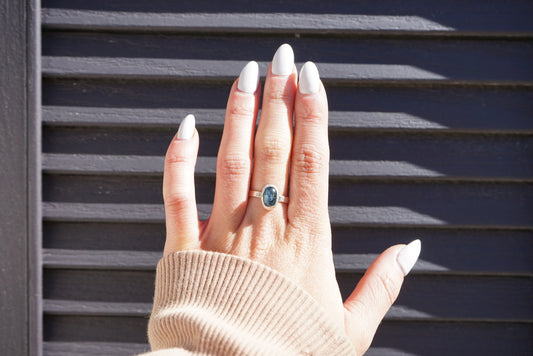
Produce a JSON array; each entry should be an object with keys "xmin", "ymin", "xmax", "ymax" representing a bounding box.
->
[
  {"xmin": 272, "ymin": 43, "xmax": 294, "ymax": 76},
  {"xmin": 396, "ymin": 239, "xmax": 421, "ymax": 276},
  {"xmin": 177, "ymin": 114, "xmax": 195, "ymax": 140},
  {"xmin": 299, "ymin": 61, "xmax": 320, "ymax": 94},
  {"xmin": 237, "ymin": 61, "xmax": 259, "ymax": 93}
]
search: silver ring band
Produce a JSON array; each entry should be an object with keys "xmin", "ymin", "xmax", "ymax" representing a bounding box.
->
[{"xmin": 249, "ymin": 184, "xmax": 289, "ymax": 209}]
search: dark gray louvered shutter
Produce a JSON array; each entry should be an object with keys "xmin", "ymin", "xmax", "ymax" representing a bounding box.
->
[{"xmin": 39, "ymin": 1, "xmax": 533, "ymax": 355}]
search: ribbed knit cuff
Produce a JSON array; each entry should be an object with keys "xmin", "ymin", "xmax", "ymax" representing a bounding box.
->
[{"xmin": 147, "ymin": 250, "xmax": 356, "ymax": 356}]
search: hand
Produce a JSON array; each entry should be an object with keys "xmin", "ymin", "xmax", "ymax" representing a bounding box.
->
[{"xmin": 161, "ymin": 44, "xmax": 421, "ymax": 355}]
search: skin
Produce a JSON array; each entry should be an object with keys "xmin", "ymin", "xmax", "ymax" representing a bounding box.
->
[{"xmin": 162, "ymin": 56, "xmax": 408, "ymax": 355}]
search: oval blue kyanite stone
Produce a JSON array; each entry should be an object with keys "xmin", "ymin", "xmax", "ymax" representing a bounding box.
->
[{"xmin": 262, "ymin": 185, "xmax": 278, "ymax": 208}]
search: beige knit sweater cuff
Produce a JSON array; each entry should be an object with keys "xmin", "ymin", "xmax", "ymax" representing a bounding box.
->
[{"xmin": 143, "ymin": 250, "xmax": 356, "ymax": 356}]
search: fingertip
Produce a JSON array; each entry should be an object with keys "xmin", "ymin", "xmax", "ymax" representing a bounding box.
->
[
  {"xmin": 237, "ymin": 61, "xmax": 260, "ymax": 94},
  {"xmin": 397, "ymin": 239, "xmax": 422, "ymax": 276},
  {"xmin": 177, "ymin": 114, "xmax": 196, "ymax": 140},
  {"xmin": 298, "ymin": 61, "xmax": 320, "ymax": 94}
]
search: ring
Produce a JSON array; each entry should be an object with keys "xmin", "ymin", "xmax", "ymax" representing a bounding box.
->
[{"xmin": 249, "ymin": 184, "xmax": 289, "ymax": 210}]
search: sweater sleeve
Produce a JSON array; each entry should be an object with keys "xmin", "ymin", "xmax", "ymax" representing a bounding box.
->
[{"xmin": 140, "ymin": 250, "xmax": 356, "ymax": 356}]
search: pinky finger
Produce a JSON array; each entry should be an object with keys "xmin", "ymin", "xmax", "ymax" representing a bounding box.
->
[{"xmin": 162, "ymin": 114, "xmax": 200, "ymax": 254}]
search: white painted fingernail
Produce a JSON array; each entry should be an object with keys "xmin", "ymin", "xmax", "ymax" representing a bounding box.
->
[
  {"xmin": 272, "ymin": 43, "xmax": 294, "ymax": 76},
  {"xmin": 299, "ymin": 61, "xmax": 320, "ymax": 94},
  {"xmin": 177, "ymin": 114, "xmax": 195, "ymax": 140},
  {"xmin": 237, "ymin": 61, "xmax": 259, "ymax": 93},
  {"xmin": 396, "ymin": 239, "xmax": 421, "ymax": 276}
]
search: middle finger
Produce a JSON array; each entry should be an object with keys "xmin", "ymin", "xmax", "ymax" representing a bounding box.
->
[{"xmin": 249, "ymin": 44, "xmax": 297, "ymax": 214}]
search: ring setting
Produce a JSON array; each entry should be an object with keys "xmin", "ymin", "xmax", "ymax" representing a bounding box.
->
[{"xmin": 249, "ymin": 184, "xmax": 289, "ymax": 210}]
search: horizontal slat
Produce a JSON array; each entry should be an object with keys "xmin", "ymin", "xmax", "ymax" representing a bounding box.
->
[
  {"xmin": 42, "ymin": 223, "xmax": 533, "ymax": 274},
  {"xmin": 43, "ymin": 153, "xmax": 452, "ymax": 178},
  {"xmin": 42, "ymin": 319, "xmax": 533, "ymax": 355},
  {"xmin": 41, "ymin": 8, "xmax": 533, "ymax": 35},
  {"xmin": 42, "ymin": 56, "xmax": 533, "ymax": 84},
  {"xmin": 43, "ymin": 342, "xmax": 149, "ymax": 356},
  {"xmin": 42, "ymin": 270, "xmax": 533, "ymax": 321},
  {"xmin": 42, "ymin": 32, "xmax": 533, "ymax": 85},
  {"xmin": 42, "ymin": 105, "xmax": 533, "ymax": 132},
  {"xmin": 41, "ymin": 248, "xmax": 436, "ymax": 272},
  {"xmin": 41, "ymin": 83, "xmax": 533, "ymax": 131},
  {"xmin": 43, "ymin": 249, "xmax": 161, "ymax": 269},
  {"xmin": 43, "ymin": 269, "xmax": 155, "ymax": 303},
  {"xmin": 41, "ymin": 9, "xmax": 455, "ymax": 33},
  {"xmin": 41, "ymin": 299, "xmax": 510, "ymax": 322},
  {"xmin": 42, "ymin": 202, "xmax": 453, "ymax": 226},
  {"xmin": 43, "ymin": 299, "xmax": 151, "ymax": 316},
  {"xmin": 40, "ymin": 55, "xmax": 485, "ymax": 84},
  {"xmin": 44, "ymin": 315, "xmax": 148, "ymax": 343},
  {"xmin": 40, "ymin": 106, "xmax": 489, "ymax": 131},
  {"xmin": 41, "ymin": 179, "xmax": 533, "ymax": 227}
]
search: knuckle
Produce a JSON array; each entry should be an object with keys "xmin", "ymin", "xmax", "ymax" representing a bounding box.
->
[
  {"xmin": 298, "ymin": 104, "xmax": 325, "ymax": 124},
  {"xmin": 218, "ymin": 155, "xmax": 250, "ymax": 178},
  {"xmin": 375, "ymin": 271, "xmax": 400, "ymax": 306},
  {"xmin": 227, "ymin": 101, "xmax": 255, "ymax": 120},
  {"xmin": 265, "ymin": 85, "xmax": 293, "ymax": 103},
  {"xmin": 163, "ymin": 192, "xmax": 194, "ymax": 216},
  {"xmin": 165, "ymin": 151, "xmax": 194, "ymax": 166},
  {"xmin": 256, "ymin": 138, "xmax": 290, "ymax": 163},
  {"xmin": 293, "ymin": 144, "xmax": 327, "ymax": 176}
]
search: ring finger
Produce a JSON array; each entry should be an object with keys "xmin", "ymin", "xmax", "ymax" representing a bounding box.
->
[{"xmin": 249, "ymin": 44, "xmax": 297, "ymax": 215}]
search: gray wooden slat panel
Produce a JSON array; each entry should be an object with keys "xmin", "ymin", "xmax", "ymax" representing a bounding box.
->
[
  {"xmin": 41, "ymin": 299, "xmax": 525, "ymax": 323},
  {"xmin": 42, "ymin": 271, "xmax": 533, "ymax": 322},
  {"xmin": 41, "ymin": 82, "xmax": 533, "ymax": 131},
  {"xmin": 42, "ymin": 105, "xmax": 533, "ymax": 131},
  {"xmin": 44, "ymin": 342, "xmax": 149, "ymax": 356},
  {"xmin": 42, "ymin": 202, "xmax": 469, "ymax": 226},
  {"xmin": 42, "ymin": 145, "xmax": 533, "ymax": 178},
  {"xmin": 40, "ymin": 249, "xmax": 427, "ymax": 272},
  {"xmin": 41, "ymin": 177, "xmax": 533, "ymax": 227},
  {"xmin": 42, "ymin": 56, "xmax": 533, "ymax": 84},
  {"xmin": 39, "ymin": 1, "xmax": 533, "ymax": 354},
  {"xmin": 41, "ymin": 0, "xmax": 533, "ymax": 36},
  {"xmin": 43, "ymin": 269, "xmax": 155, "ymax": 303},
  {"xmin": 39, "ymin": 300, "xmax": 456, "ymax": 321},
  {"xmin": 45, "ymin": 318, "xmax": 533, "ymax": 356},
  {"xmin": 42, "ymin": 247, "xmax": 533, "ymax": 276},
  {"xmin": 42, "ymin": 222, "xmax": 533, "ymax": 274},
  {"xmin": 40, "ymin": 7, "xmax": 533, "ymax": 35},
  {"xmin": 44, "ymin": 315, "xmax": 148, "ymax": 343},
  {"xmin": 42, "ymin": 267, "xmax": 533, "ymax": 321},
  {"xmin": 43, "ymin": 300, "xmax": 151, "ymax": 316},
  {"xmin": 41, "ymin": 129, "xmax": 533, "ymax": 178},
  {"xmin": 43, "ymin": 249, "xmax": 161, "ymax": 270},
  {"xmin": 40, "ymin": 9, "xmax": 455, "ymax": 33},
  {"xmin": 41, "ymin": 57, "xmax": 521, "ymax": 90},
  {"xmin": 40, "ymin": 153, "xmax": 469, "ymax": 178},
  {"xmin": 372, "ymin": 321, "xmax": 533, "ymax": 356},
  {"xmin": 42, "ymin": 32, "xmax": 533, "ymax": 85},
  {"xmin": 43, "ymin": 221, "xmax": 166, "ymax": 251}
]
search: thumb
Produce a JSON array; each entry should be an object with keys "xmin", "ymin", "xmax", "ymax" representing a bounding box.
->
[
  {"xmin": 163, "ymin": 114, "xmax": 200, "ymax": 254},
  {"xmin": 343, "ymin": 240, "xmax": 421, "ymax": 355}
]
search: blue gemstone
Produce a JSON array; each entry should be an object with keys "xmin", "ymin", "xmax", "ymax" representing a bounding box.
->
[{"xmin": 262, "ymin": 185, "xmax": 278, "ymax": 208}]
